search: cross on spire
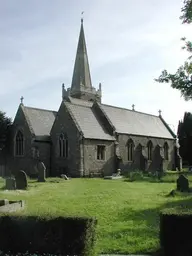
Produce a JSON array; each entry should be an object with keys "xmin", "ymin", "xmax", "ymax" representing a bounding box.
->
[
  {"xmin": 20, "ymin": 96, "xmax": 24, "ymax": 104},
  {"xmin": 132, "ymin": 104, "xmax": 135, "ymax": 111},
  {"xmin": 81, "ymin": 11, "xmax": 84, "ymax": 23},
  {"xmin": 158, "ymin": 109, "xmax": 162, "ymax": 116}
]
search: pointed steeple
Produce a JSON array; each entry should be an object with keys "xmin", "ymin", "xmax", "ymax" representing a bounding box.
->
[{"xmin": 71, "ymin": 18, "xmax": 92, "ymax": 92}]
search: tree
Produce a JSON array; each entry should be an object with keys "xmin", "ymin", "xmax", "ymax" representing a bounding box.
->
[
  {"xmin": 155, "ymin": 0, "xmax": 192, "ymax": 100},
  {"xmin": 177, "ymin": 111, "xmax": 192, "ymax": 164},
  {"xmin": 0, "ymin": 111, "xmax": 12, "ymax": 153}
]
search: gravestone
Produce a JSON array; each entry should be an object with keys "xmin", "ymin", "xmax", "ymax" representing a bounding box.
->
[
  {"xmin": 0, "ymin": 199, "xmax": 9, "ymax": 206},
  {"xmin": 15, "ymin": 170, "xmax": 28, "ymax": 190},
  {"xmin": 61, "ymin": 174, "xmax": 69, "ymax": 180},
  {"xmin": 5, "ymin": 177, "xmax": 16, "ymax": 190},
  {"xmin": 37, "ymin": 161, "xmax": 46, "ymax": 182},
  {"xmin": 177, "ymin": 174, "xmax": 189, "ymax": 192}
]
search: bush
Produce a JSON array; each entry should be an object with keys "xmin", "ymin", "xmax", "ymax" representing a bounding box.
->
[
  {"xmin": 0, "ymin": 215, "xmax": 97, "ymax": 256},
  {"xmin": 129, "ymin": 170, "xmax": 144, "ymax": 182},
  {"xmin": 160, "ymin": 208, "xmax": 192, "ymax": 255}
]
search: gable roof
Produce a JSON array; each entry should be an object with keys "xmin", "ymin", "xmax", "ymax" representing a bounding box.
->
[
  {"xmin": 65, "ymin": 102, "xmax": 115, "ymax": 141},
  {"xmin": 98, "ymin": 103, "xmax": 175, "ymax": 139},
  {"xmin": 22, "ymin": 106, "xmax": 57, "ymax": 138}
]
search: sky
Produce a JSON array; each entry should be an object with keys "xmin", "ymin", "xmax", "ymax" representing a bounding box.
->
[{"xmin": 0, "ymin": 0, "xmax": 192, "ymax": 134}]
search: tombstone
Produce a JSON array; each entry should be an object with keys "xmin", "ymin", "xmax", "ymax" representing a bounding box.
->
[
  {"xmin": 176, "ymin": 174, "xmax": 189, "ymax": 192},
  {"xmin": 0, "ymin": 199, "xmax": 9, "ymax": 206},
  {"xmin": 61, "ymin": 174, "xmax": 69, "ymax": 180},
  {"xmin": 5, "ymin": 177, "xmax": 16, "ymax": 190},
  {"xmin": 15, "ymin": 170, "xmax": 28, "ymax": 190},
  {"xmin": 37, "ymin": 161, "xmax": 46, "ymax": 182}
]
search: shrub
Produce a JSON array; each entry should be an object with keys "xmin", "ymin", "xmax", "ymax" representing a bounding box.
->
[
  {"xmin": 129, "ymin": 170, "xmax": 144, "ymax": 181},
  {"xmin": 0, "ymin": 215, "xmax": 97, "ymax": 256},
  {"xmin": 160, "ymin": 208, "xmax": 192, "ymax": 255}
]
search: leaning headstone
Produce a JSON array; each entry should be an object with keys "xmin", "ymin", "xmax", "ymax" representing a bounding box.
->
[
  {"xmin": 5, "ymin": 177, "xmax": 16, "ymax": 190},
  {"xmin": 177, "ymin": 174, "xmax": 189, "ymax": 192},
  {"xmin": 61, "ymin": 174, "xmax": 69, "ymax": 180},
  {"xmin": 15, "ymin": 170, "xmax": 28, "ymax": 190},
  {"xmin": 37, "ymin": 161, "xmax": 46, "ymax": 182}
]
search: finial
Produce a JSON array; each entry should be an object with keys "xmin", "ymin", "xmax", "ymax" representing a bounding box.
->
[
  {"xmin": 132, "ymin": 104, "xmax": 135, "ymax": 111},
  {"xmin": 158, "ymin": 109, "xmax": 162, "ymax": 116},
  {"xmin": 99, "ymin": 83, "xmax": 102, "ymax": 91},
  {"xmin": 81, "ymin": 11, "xmax": 84, "ymax": 23},
  {"xmin": 20, "ymin": 96, "xmax": 24, "ymax": 104}
]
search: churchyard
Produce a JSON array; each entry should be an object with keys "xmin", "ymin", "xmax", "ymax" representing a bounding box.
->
[{"xmin": 0, "ymin": 171, "xmax": 192, "ymax": 255}]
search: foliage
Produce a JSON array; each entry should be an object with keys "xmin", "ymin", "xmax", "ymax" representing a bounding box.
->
[
  {"xmin": 0, "ymin": 177, "xmax": 192, "ymax": 254},
  {"xmin": 0, "ymin": 111, "xmax": 12, "ymax": 152},
  {"xmin": 128, "ymin": 170, "xmax": 144, "ymax": 181},
  {"xmin": 160, "ymin": 207, "xmax": 192, "ymax": 254},
  {"xmin": 177, "ymin": 112, "xmax": 192, "ymax": 164},
  {"xmin": 180, "ymin": 0, "xmax": 192, "ymax": 23},
  {"xmin": 0, "ymin": 215, "xmax": 97, "ymax": 256},
  {"xmin": 155, "ymin": 0, "xmax": 192, "ymax": 100}
]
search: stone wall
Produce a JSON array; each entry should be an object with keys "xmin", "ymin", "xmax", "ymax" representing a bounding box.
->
[
  {"xmin": 117, "ymin": 134, "xmax": 175, "ymax": 174},
  {"xmin": 83, "ymin": 139, "xmax": 115, "ymax": 176},
  {"xmin": 31, "ymin": 140, "xmax": 51, "ymax": 176},
  {"xmin": 50, "ymin": 102, "xmax": 81, "ymax": 177},
  {"xmin": 9, "ymin": 105, "xmax": 34, "ymax": 176}
]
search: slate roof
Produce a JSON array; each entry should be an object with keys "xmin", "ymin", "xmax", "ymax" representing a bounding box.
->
[
  {"xmin": 99, "ymin": 103, "xmax": 174, "ymax": 139},
  {"xmin": 23, "ymin": 106, "xmax": 57, "ymax": 137},
  {"xmin": 65, "ymin": 102, "xmax": 115, "ymax": 141}
]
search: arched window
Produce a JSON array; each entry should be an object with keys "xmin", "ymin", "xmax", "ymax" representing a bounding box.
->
[
  {"xmin": 164, "ymin": 142, "xmax": 169, "ymax": 160},
  {"xmin": 15, "ymin": 130, "xmax": 24, "ymax": 156},
  {"xmin": 147, "ymin": 141, "xmax": 153, "ymax": 161},
  {"xmin": 127, "ymin": 139, "xmax": 134, "ymax": 161},
  {"xmin": 59, "ymin": 133, "xmax": 68, "ymax": 158}
]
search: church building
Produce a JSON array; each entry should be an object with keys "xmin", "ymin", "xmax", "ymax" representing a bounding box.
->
[{"xmin": 9, "ymin": 19, "xmax": 181, "ymax": 177}]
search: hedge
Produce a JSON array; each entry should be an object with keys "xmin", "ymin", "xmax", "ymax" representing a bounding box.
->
[
  {"xmin": 160, "ymin": 208, "xmax": 192, "ymax": 255},
  {"xmin": 0, "ymin": 215, "xmax": 97, "ymax": 256}
]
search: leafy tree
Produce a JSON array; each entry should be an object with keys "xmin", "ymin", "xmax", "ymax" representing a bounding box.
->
[
  {"xmin": 177, "ymin": 111, "xmax": 192, "ymax": 164},
  {"xmin": 155, "ymin": 0, "xmax": 192, "ymax": 100},
  {"xmin": 0, "ymin": 111, "xmax": 12, "ymax": 153}
]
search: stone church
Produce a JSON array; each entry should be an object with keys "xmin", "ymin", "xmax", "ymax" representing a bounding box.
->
[{"xmin": 9, "ymin": 19, "xmax": 181, "ymax": 177}]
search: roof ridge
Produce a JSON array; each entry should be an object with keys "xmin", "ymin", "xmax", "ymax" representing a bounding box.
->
[
  {"xmin": 100, "ymin": 103, "xmax": 160, "ymax": 118},
  {"xmin": 24, "ymin": 105, "xmax": 57, "ymax": 113}
]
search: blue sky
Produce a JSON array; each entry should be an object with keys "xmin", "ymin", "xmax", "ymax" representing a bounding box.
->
[{"xmin": 0, "ymin": 0, "xmax": 192, "ymax": 133}]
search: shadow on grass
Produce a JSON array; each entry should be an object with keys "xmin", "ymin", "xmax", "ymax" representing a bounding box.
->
[{"xmin": 113, "ymin": 195, "xmax": 192, "ymax": 255}]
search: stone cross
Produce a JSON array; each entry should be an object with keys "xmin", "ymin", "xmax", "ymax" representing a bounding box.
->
[
  {"xmin": 62, "ymin": 83, "xmax": 65, "ymax": 100},
  {"xmin": 132, "ymin": 104, "xmax": 135, "ymax": 111},
  {"xmin": 20, "ymin": 96, "xmax": 24, "ymax": 104},
  {"xmin": 158, "ymin": 109, "xmax": 162, "ymax": 116}
]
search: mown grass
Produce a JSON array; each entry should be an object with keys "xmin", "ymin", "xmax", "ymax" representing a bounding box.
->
[{"xmin": 0, "ymin": 177, "xmax": 192, "ymax": 254}]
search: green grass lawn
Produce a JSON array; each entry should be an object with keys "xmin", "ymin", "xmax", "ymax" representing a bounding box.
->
[{"xmin": 0, "ymin": 177, "xmax": 192, "ymax": 254}]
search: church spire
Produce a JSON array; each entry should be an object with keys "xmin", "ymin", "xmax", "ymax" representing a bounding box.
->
[{"xmin": 70, "ymin": 18, "xmax": 92, "ymax": 94}]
